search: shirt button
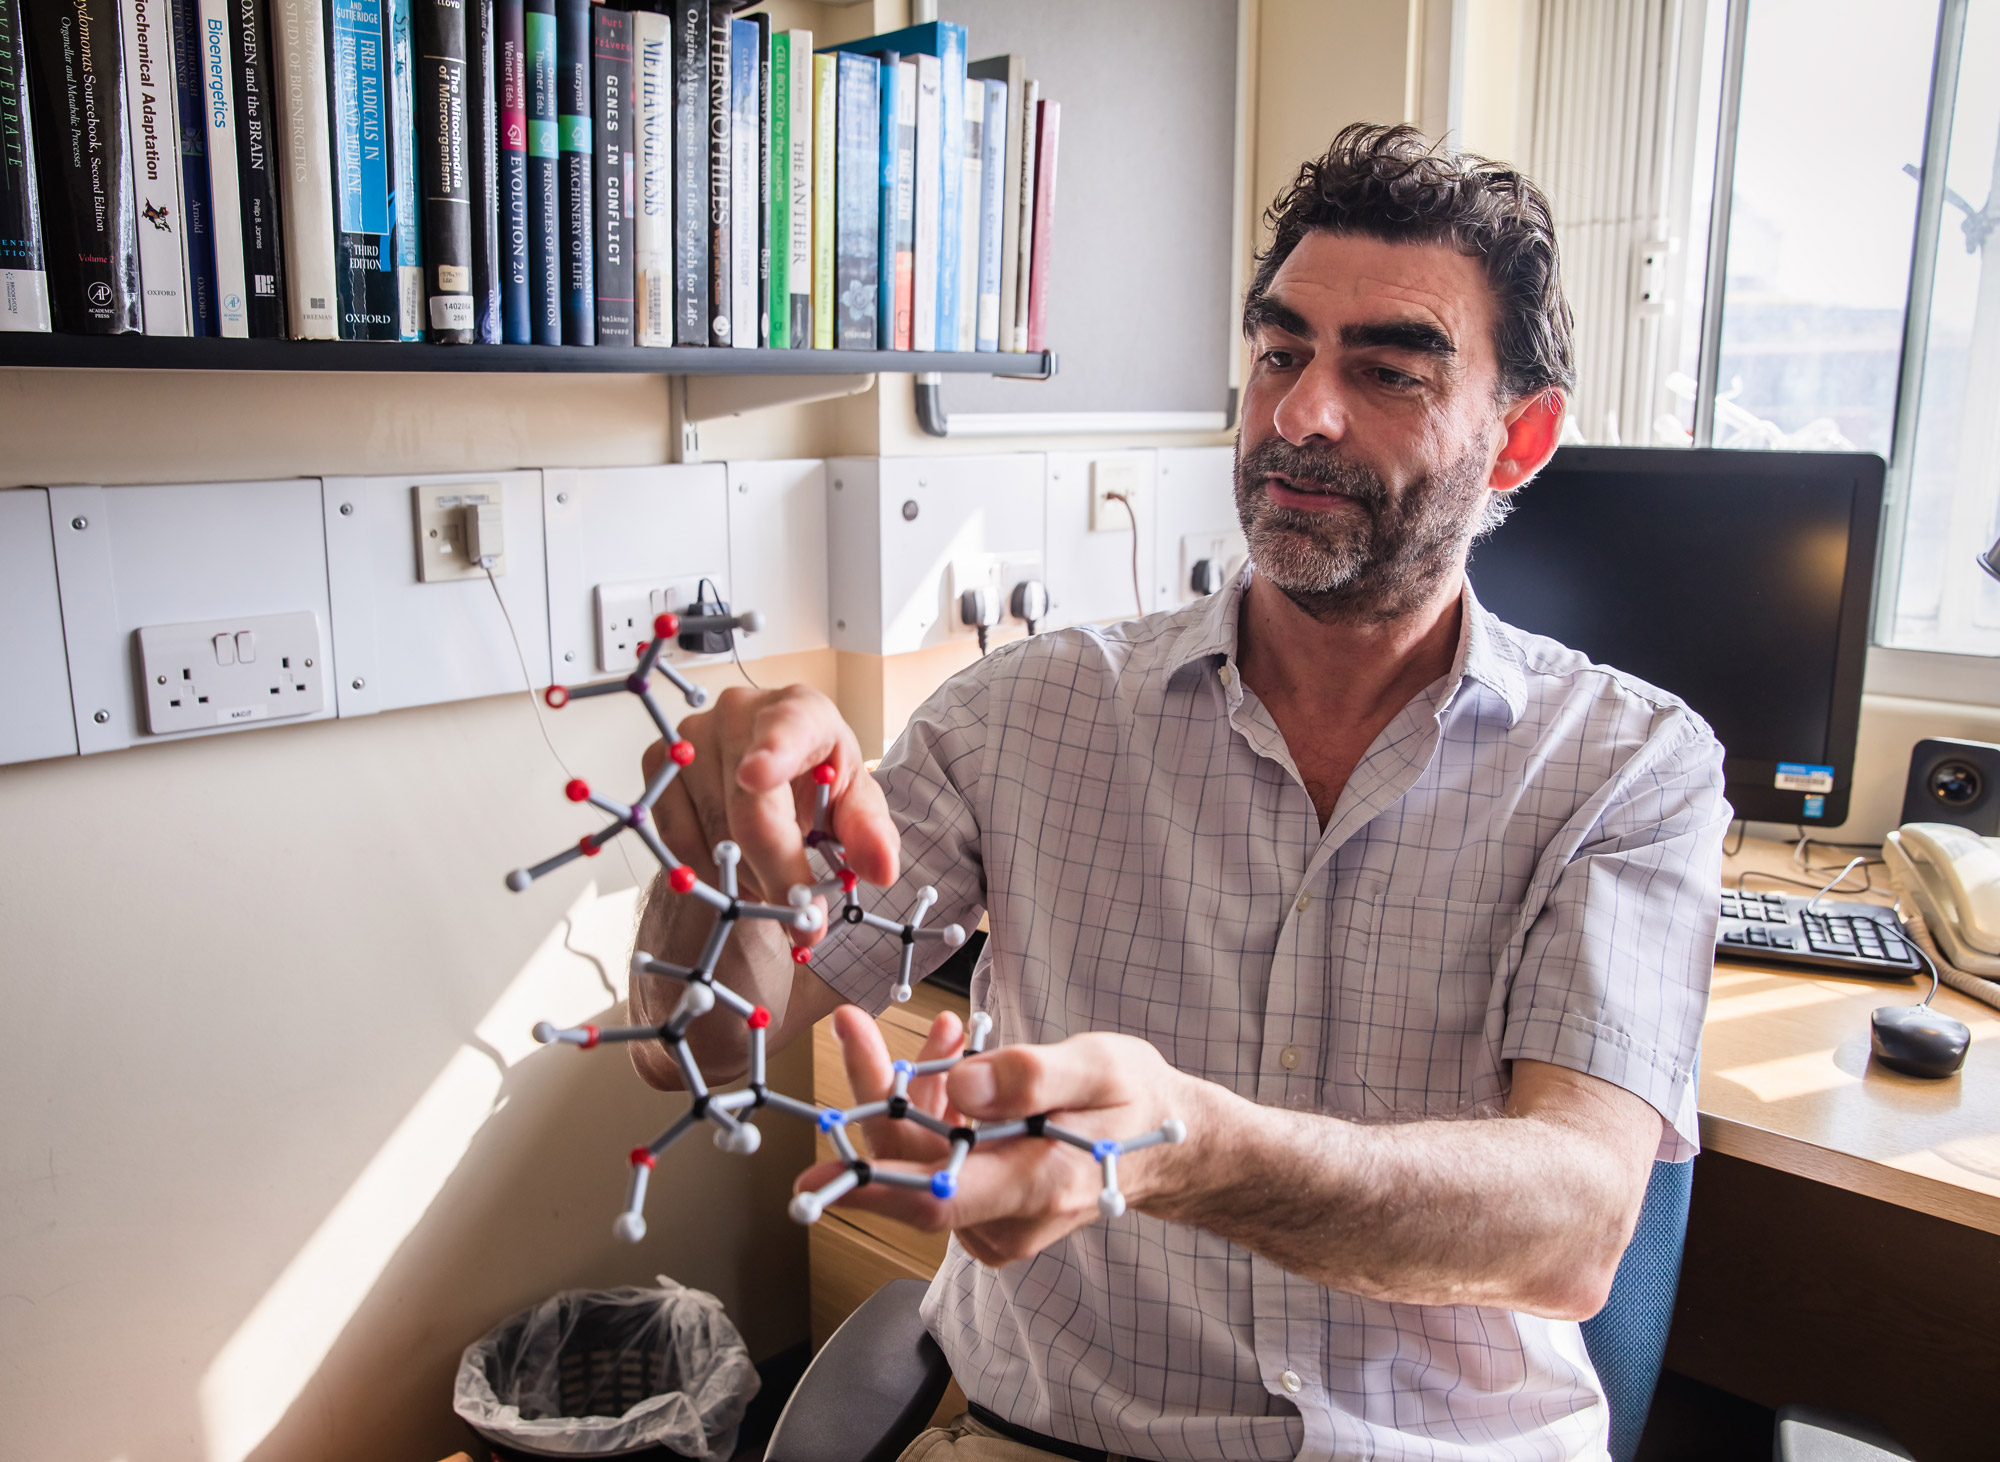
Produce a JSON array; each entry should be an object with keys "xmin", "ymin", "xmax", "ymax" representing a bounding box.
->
[
  {"xmin": 1279, "ymin": 1369, "xmax": 1303, "ymax": 1395},
  {"xmin": 1279, "ymin": 1045, "xmax": 1301, "ymax": 1069},
  {"xmin": 1294, "ymin": 892, "xmax": 1310, "ymax": 913}
]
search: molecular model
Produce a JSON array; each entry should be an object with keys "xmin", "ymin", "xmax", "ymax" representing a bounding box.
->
[{"xmin": 507, "ymin": 607, "xmax": 1187, "ymax": 1242}]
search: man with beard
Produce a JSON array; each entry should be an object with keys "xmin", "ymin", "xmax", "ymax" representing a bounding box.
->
[{"xmin": 629, "ymin": 123, "xmax": 1727, "ymax": 1461}]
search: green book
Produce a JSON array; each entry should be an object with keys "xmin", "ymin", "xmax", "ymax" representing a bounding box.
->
[
  {"xmin": 767, "ymin": 29, "xmax": 792, "ymax": 348},
  {"xmin": 812, "ymin": 53, "xmax": 836, "ymax": 349}
]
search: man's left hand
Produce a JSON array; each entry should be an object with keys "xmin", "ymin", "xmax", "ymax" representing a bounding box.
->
[{"xmin": 795, "ymin": 1006, "xmax": 1211, "ymax": 1266}]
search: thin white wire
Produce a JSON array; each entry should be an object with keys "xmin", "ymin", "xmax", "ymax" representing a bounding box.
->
[
  {"xmin": 484, "ymin": 565, "xmax": 648, "ymax": 890},
  {"xmin": 1107, "ymin": 491, "xmax": 1143, "ymax": 618}
]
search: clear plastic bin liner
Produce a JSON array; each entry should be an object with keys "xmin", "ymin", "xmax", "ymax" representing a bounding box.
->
[{"xmin": 454, "ymin": 1276, "xmax": 759, "ymax": 1459}]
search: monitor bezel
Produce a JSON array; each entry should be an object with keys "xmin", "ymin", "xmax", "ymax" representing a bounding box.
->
[{"xmin": 1519, "ymin": 447, "xmax": 1885, "ymax": 827}]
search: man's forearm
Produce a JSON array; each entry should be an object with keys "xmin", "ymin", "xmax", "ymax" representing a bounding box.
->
[
  {"xmin": 1158, "ymin": 1073, "xmax": 1651, "ymax": 1319},
  {"xmin": 626, "ymin": 872, "xmax": 834, "ymax": 1089}
]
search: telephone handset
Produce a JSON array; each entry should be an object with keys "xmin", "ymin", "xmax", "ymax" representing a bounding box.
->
[{"xmin": 1883, "ymin": 821, "xmax": 2000, "ymax": 977}]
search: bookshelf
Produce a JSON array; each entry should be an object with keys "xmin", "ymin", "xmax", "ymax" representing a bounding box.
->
[{"xmin": 0, "ymin": 335, "xmax": 1057, "ymax": 378}]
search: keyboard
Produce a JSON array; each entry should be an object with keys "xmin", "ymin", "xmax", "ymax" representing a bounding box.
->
[{"xmin": 1716, "ymin": 889, "xmax": 1924, "ymax": 979}]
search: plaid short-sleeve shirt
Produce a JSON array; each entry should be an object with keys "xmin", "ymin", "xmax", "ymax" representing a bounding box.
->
[{"xmin": 811, "ymin": 574, "xmax": 1729, "ymax": 1462}]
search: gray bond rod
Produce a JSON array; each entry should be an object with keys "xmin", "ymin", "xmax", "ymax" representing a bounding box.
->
[
  {"xmin": 761, "ymin": 1091, "xmax": 820, "ymax": 1121},
  {"xmin": 561, "ymin": 678, "xmax": 629, "ymax": 702},
  {"xmin": 646, "ymin": 1111, "xmax": 698, "ymax": 1157},
  {"xmin": 633, "ymin": 952, "xmax": 698, "ymax": 982},
  {"xmin": 671, "ymin": 1040, "xmax": 707, "ymax": 1100},
  {"xmin": 789, "ymin": 1168, "xmax": 862, "ymax": 1224},
  {"xmin": 614, "ymin": 1159, "xmax": 653, "ymax": 1242},
  {"xmin": 749, "ymin": 1025, "xmax": 766, "ymax": 1088},
  {"xmin": 715, "ymin": 841, "xmax": 740, "ymax": 900}
]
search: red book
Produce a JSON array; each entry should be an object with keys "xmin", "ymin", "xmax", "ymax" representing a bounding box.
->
[{"xmin": 1025, "ymin": 99, "xmax": 1059, "ymax": 353}]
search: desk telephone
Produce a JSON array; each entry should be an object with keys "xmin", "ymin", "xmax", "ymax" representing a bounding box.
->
[{"xmin": 1883, "ymin": 822, "xmax": 2000, "ymax": 977}]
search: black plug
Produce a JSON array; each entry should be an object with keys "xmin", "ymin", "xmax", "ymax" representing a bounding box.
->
[
  {"xmin": 678, "ymin": 586, "xmax": 734, "ymax": 655},
  {"xmin": 1009, "ymin": 579, "xmax": 1049, "ymax": 635},
  {"xmin": 960, "ymin": 586, "xmax": 1001, "ymax": 655}
]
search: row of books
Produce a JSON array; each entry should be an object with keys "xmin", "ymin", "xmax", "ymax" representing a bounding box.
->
[{"xmin": 0, "ymin": 0, "xmax": 1061, "ymax": 353}]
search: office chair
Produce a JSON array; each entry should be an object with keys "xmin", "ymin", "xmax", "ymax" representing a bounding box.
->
[{"xmin": 764, "ymin": 1160, "xmax": 1912, "ymax": 1462}]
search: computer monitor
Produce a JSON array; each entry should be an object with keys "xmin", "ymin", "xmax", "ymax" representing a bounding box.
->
[{"xmin": 1467, "ymin": 447, "xmax": 1885, "ymax": 827}]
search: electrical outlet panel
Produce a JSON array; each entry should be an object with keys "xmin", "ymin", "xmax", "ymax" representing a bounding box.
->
[
  {"xmin": 1090, "ymin": 459, "xmax": 1144, "ymax": 533},
  {"xmin": 594, "ymin": 578, "xmax": 711, "ymax": 673},
  {"xmin": 413, "ymin": 482, "xmax": 507, "ymax": 581},
  {"xmin": 137, "ymin": 612, "xmax": 328, "ymax": 734}
]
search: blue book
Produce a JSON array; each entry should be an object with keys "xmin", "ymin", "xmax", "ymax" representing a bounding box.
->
[
  {"xmin": 833, "ymin": 51, "xmax": 877, "ymax": 351},
  {"xmin": 168, "ymin": 0, "xmax": 218, "ymax": 334},
  {"xmin": 524, "ymin": 0, "xmax": 559, "ymax": 343},
  {"xmin": 326, "ymin": 0, "xmax": 399, "ymax": 339},
  {"xmin": 729, "ymin": 18, "xmax": 758, "ymax": 346},
  {"xmin": 497, "ymin": 0, "xmax": 531, "ymax": 341},
  {"xmin": 874, "ymin": 51, "xmax": 898, "ymax": 348},
  {"xmin": 975, "ymin": 78, "xmax": 1005, "ymax": 352},
  {"xmin": 826, "ymin": 21, "xmax": 963, "ymax": 350},
  {"xmin": 389, "ymin": 0, "xmax": 423, "ymax": 339}
]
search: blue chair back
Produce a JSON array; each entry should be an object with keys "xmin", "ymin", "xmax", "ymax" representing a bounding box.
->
[{"xmin": 1578, "ymin": 1157, "xmax": 1694, "ymax": 1462}]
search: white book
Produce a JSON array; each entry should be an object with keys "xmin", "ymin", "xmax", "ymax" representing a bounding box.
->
[
  {"xmin": 955, "ymin": 77, "xmax": 981, "ymax": 351},
  {"xmin": 785, "ymin": 30, "xmax": 812, "ymax": 343},
  {"xmin": 120, "ymin": 0, "xmax": 189, "ymax": 334},
  {"xmin": 1010, "ymin": 78, "xmax": 1038, "ymax": 353},
  {"xmin": 633, "ymin": 10, "xmax": 673, "ymax": 346},
  {"xmin": 910, "ymin": 53, "xmax": 939, "ymax": 353},
  {"xmin": 267, "ymin": 0, "xmax": 338, "ymax": 338},
  {"xmin": 196, "ymin": 0, "xmax": 249, "ymax": 337}
]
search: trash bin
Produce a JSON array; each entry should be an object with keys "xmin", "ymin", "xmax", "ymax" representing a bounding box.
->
[{"xmin": 455, "ymin": 1276, "xmax": 759, "ymax": 1460}]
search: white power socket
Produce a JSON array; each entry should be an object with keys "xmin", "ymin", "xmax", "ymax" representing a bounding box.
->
[
  {"xmin": 136, "ymin": 611, "xmax": 328, "ymax": 734},
  {"xmin": 594, "ymin": 578, "xmax": 708, "ymax": 673},
  {"xmin": 1090, "ymin": 460, "xmax": 1144, "ymax": 533},
  {"xmin": 1179, "ymin": 530, "xmax": 1248, "ymax": 602}
]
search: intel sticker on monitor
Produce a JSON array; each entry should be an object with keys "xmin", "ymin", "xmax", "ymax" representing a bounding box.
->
[
  {"xmin": 1802, "ymin": 794, "xmax": 1827, "ymax": 819},
  {"xmin": 1776, "ymin": 763, "xmax": 1836, "ymax": 793}
]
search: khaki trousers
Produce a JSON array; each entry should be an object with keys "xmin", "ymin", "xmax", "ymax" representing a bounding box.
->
[{"xmin": 895, "ymin": 1410, "xmax": 1131, "ymax": 1462}]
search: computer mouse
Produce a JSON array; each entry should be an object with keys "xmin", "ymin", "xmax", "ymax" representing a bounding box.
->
[{"xmin": 1870, "ymin": 1004, "xmax": 1972, "ymax": 1078}]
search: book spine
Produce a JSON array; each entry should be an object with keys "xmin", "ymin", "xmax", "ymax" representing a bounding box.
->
[
  {"xmin": 832, "ymin": 50, "xmax": 874, "ymax": 352},
  {"xmin": 522, "ymin": 0, "xmax": 555, "ymax": 342},
  {"xmin": 974, "ymin": 78, "xmax": 1002, "ymax": 352},
  {"xmin": 26, "ymin": 0, "xmax": 142, "ymax": 332},
  {"xmin": 750, "ymin": 10, "xmax": 765, "ymax": 345},
  {"xmin": 387, "ymin": 0, "xmax": 423, "ymax": 336},
  {"xmin": 892, "ymin": 59, "xmax": 913, "ymax": 350},
  {"xmin": 764, "ymin": 28, "xmax": 786, "ymax": 348},
  {"xmin": 415, "ymin": 0, "xmax": 470, "ymax": 341},
  {"xmin": 590, "ymin": 3, "xmax": 628, "ymax": 344},
  {"xmin": 669, "ymin": 0, "xmax": 705, "ymax": 344},
  {"xmin": 1025, "ymin": 97, "xmax": 1056, "ymax": 353},
  {"xmin": 783, "ymin": 28, "xmax": 808, "ymax": 347},
  {"xmin": 467, "ymin": 0, "xmax": 497, "ymax": 341},
  {"xmin": 727, "ymin": 15, "xmax": 753, "ymax": 347},
  {"xmin": 704, "ymin": 4, "xmax": 726, "ymax": 345},
  {"xmin": 194, "ymin": 0, "xmax": 248, "ymax": 335},
  {"xmin": 0, "ymin": 0, "xmax": 49, "ymax": 330},
  {"xmin": 933, "ymin": 20, "xmax": 962, "ymax": 352},
  {"xmin": 809, "ymin": 52, "xmax": 830, "ymax": 349},
  {"xmin": 326, "ymin": 0, "xmax": 398, "ymax": 339},
  {"xmin": 953, "ymin": 76, "xmax": 978, "ymax": 350},
  {"xmin": 169, "ymin": 0, "xmax": 216, "ymax": 332},
  {"xmin": 1009, "ymin": 77, "xmax": 1036, "ymax": 353},
  {"xmin": 969, "ymin": 53, "xmax": 1020, "ymax": 350},
  {"xmin": 552, "ymin": 0, "xmax": 586, "ymax": 342},
  {"xmin": 496, "ymin": 0, "xmax": 526, "ymax": 339},
  {"xmin": 267, "ymin": 0, "xmax": 337, "ymax": 338},
  {"xmin": 630, "ymin": 7, "xmax": 668, "ymax": 345},
  {"xmin": 121, "ymin": 0, "xmax": 190, "ymax": 334},
  {"xmin": 229, "ymin": 0, "xmax": 286, "ymax": 337},
  {"xmin": 908, "ymin": 51, "xmax": 936, "ymax": 352},
  {"xmin": 872, "ymin": 51, "xmax": 895, "ymax": 348}
]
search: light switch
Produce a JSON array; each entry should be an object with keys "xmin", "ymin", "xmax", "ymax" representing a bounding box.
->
[
  {"xmin": 236, "ymin": 630, "xmax": 256, "ymax": 663},
  {"xmin": 213, "ymin": 633, "xmax": 236, "ymax": 666}
]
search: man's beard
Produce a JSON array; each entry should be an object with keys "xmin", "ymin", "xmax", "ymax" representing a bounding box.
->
[{"xmin": 1232, "ymin": 433, "xmax": 1501, "ymax": 625}]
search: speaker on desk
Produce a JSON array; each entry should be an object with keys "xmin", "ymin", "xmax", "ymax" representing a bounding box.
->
[{"xmin": 1901, "ymin": 738, "xmax": 2000, "ymax": 835}]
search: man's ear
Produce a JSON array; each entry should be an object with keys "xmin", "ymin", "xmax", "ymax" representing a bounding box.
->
[{"xmin": 1488, "ymin": 390, "xmax": 1566, "ymax": 493}]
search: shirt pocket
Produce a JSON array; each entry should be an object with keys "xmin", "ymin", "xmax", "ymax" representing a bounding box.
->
[{"xmin": 1336, "ymin": 893, "xmax": 1519, "ymax": 1118}]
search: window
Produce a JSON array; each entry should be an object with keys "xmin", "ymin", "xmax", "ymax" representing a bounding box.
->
[{"xmin": 1881, "ymin": 0, "xmax": 2000, "ymax": 655}]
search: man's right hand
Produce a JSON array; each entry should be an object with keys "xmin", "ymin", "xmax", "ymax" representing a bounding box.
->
[{"xmin": 642, "ymin": 685, "xmax": 900, "ymax": 945}]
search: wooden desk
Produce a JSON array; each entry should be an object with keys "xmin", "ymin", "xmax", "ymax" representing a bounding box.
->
[{"xmin": 1664, "ymin": 838, "xmax": 2000, "ymax": 1462}]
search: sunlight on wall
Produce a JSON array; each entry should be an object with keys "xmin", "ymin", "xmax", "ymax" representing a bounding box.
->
[{"xmin": 197, "ymin": 883, "xmax": 640, "ymax": 1462}]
